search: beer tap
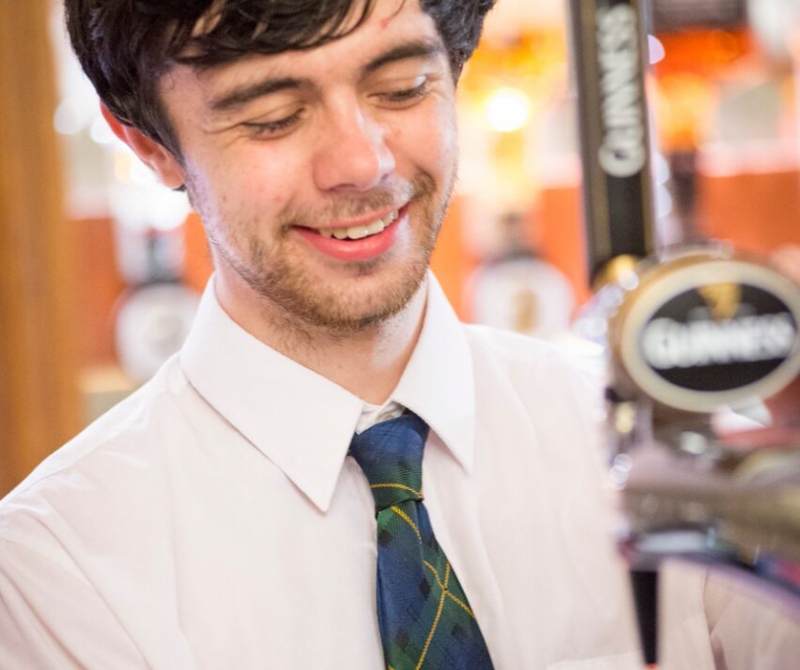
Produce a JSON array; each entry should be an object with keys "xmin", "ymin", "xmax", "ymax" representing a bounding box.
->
[{"xmin": 567, "ymin": 0, "xmax": 800, "ymax": 665}]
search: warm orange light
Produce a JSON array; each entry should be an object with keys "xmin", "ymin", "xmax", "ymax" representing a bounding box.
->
[{"xmin": 485, "ymin": 87, "xmax": 532, "ymax": 132}]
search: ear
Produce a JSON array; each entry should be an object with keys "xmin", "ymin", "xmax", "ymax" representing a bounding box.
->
[{"xmin": 101, "ymin": 104, "xmax": 186, "ymax": 189}]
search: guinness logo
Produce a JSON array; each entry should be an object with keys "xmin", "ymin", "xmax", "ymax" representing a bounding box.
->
[
  {"xmin": 596, "ymin": 4, "xmax": 647, "ymax": 179},
  {"xmin": 614, "ymin": 256, "xmax": 800, "ymax": 413}
]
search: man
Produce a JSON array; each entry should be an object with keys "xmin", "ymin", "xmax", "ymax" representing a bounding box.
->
[{"xmin": 0, "ymin": 1, "xmax": 642, "ymax": 668}]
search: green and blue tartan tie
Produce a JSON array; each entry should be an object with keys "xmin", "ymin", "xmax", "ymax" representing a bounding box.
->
[{"xmin": 349, "ymin": 411, "xmax": 495, "ymax": 670}]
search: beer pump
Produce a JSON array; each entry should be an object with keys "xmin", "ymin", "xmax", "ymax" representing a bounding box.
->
[{"xmin": 567, "ymin": 0, "xmax": 800, "ymax": 665}]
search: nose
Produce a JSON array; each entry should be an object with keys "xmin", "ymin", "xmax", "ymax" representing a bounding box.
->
[{"xmin": 312, "ymin": 103, "xmax": 395, "ymax": 193}]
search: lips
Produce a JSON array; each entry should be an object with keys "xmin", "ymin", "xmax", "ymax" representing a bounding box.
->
[
  {"xmin": 293, "ymin": 205, "xmax": 408, "ymax": 263},
  {"xmin": 317, "ymin": 210, "xmax": 399, "ymax": 240}
]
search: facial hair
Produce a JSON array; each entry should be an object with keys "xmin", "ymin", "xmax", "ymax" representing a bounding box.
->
[{"xmin": 194, "ymin": 168, "xmax": 454, "ymax": 335}]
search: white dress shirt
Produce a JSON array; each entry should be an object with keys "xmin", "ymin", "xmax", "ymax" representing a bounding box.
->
[
  {"xmin": 0, "ymin": 274, "xmax": 642, "ymax": 670},
  {"xmin": 659, "ymin": 559, "xmax": 800, "ymax": 670}
]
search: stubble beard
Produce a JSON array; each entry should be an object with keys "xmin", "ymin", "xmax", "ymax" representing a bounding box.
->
[{"xmin": 198, "ymin": 169, "xmax": 454, "ymax": 337}]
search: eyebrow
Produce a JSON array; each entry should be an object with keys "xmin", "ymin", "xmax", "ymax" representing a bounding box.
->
[
  {"xmin": 210, "ymin": 77, "xmax": 305, "ymax": 113},
  {"xmin": 208, "ymin": 38, "xmax": 446, "ymax": 114},
  {"xmin": 362, "ymin": 38, "xmax": 446, "ymax": 75}
]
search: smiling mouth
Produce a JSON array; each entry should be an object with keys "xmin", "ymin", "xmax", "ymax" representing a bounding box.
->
[{"xmin": 316, "ymin": 210, "xmax": 399, "ymax": 240}]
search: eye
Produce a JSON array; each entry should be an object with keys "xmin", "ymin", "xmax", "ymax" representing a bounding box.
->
[
  {"xmin": 376, "ymin": 77, "xmax": 430, "ymax": 107},
  {"xmin": 241, "ymin": 108, "xmax": 304, "ymax": 139}
]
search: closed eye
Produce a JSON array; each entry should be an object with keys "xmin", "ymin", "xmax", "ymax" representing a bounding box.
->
[
  {"xmin": 241, "ymin": 109, "xmax": 304, "ymax": 139},
  {"xmin": 376, "ymin": 78, "xmax": 430, "ymax": 107}
]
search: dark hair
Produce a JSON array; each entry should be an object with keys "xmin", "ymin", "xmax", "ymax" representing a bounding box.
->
[{"xmin": 66, "ymin": 0, "xmax": 496, "ymax": 156}]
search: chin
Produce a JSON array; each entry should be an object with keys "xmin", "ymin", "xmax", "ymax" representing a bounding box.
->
[{"xmin": 300, "ymin": 264, "xmax": 428, "ymax": 332}]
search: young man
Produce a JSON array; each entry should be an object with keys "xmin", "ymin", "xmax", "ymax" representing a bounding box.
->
[{"xmin": 0, "ymin": 1, "xmax": 641, "ymax": 668}]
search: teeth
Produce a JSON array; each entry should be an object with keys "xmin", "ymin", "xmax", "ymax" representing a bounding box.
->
[
  {"xmin": 347, "ymin": 225, "xmax": 370, "ymax": 240},
  {"xmin": 365, "ymin": 219, "xmax": 384, "ymax": 235},
  {"xmin": 318, "ymin": 210, "xmax": 398, "ymax": 241}
]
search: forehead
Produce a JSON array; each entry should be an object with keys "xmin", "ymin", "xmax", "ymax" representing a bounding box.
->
[
  {"xmin": 155, "ymin": 0, "xmax": 449, "ymax": 136},
  {"xmin": 182, "ymin": 0, "xmax": 439, "ymax": 88},
  {"xmin": 155, "ymin": 0, "xmax": 447, "ymax": 128}
]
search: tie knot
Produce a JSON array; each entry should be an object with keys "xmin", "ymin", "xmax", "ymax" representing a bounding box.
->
[{"xmin": 349, "ymin": 411, "xmax": 429, "ymax": 512}]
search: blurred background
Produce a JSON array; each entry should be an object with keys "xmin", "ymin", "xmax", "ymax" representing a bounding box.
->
[{"xmin": 2, "ymin": 0, "xmax": 800, "ymax": 496}]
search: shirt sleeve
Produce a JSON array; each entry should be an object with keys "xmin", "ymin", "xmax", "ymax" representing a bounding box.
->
[
  {"xmin": 659, "ymin": 559, "xmax": 800, "ymax": 670},
  {"xmin": 0, "ymin": 539, "xmax": 149, "ymax": 670}
]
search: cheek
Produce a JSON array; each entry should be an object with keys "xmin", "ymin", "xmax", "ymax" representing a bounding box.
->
[
  {"xmin": 394, "ymin": 102, "xmax": 458, "ymax": 177},
  {"xmin": 229, "ymin": 148, "xmax": 302, "ymax": 213}
]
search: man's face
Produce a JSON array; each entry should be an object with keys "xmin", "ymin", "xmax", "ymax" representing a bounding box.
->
[{"xmin": 158, "ymin": 0, "xmax": 458, "ymax": 332}]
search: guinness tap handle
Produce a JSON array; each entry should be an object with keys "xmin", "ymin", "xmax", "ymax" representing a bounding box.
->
[{"xmin": 568, "ymin": 0, "xmax": 655, "ymax": 281}]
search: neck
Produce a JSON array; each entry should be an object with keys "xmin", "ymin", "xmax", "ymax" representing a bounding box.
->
[{"xmin": 214, "ymin": 273, "xmax": 428, "ymax": 405}]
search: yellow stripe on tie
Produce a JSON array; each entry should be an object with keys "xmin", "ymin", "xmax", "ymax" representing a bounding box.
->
[
  {"xmin": 423, "ymin": 561, "xmax": 476, "ymax": 618},
  {"xmin": 446, "ymin": 592, "xmax": 476, "ymax": 619},
  {"xmin": 423, "ymin": 561, "xmax": 444, "ymax": 590},
  {"xmin": 390, "ymin": 505, "xmax": 422, "ymax": 540},
  {"xmin": 416, "ymin": 584, "xmax": 447, "ymax": 670},
  {"xmin": 370, "ymin": 483, "xmax": 422, "ymax": 497}
]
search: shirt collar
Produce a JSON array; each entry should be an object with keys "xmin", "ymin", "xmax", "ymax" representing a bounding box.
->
[
  {"xmin": 392, "ymin": 274, "xmax": 475, "ymax": 473},
  {"xmin": 180, "ymin": 272, "xmax": 475, "ymax": 512}
]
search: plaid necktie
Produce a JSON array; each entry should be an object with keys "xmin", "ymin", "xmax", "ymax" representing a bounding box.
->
[{"xmin": 349, "ymin": 412, "xmax": 495, "ymax": 670}]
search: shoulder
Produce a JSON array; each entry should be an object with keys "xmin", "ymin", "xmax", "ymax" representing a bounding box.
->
[
  {"xmin": 464, "ymin": 323, "xmax": 604, "ymax": 403},
  {"xmin": 463, "ymin": 324, "xmax": 608, "ymax": 468},
  {"xmin": 0, "ymin": 356, "xmax": 197, "ymax": 541}
]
